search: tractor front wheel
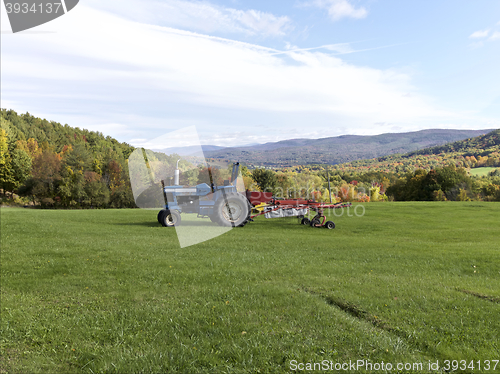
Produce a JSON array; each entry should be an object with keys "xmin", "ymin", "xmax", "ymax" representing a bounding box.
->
[
  {"xmin": 157, "ymin": 209, "xmax": 166, "ymax": 224},
  {"xmin": 159, "ymin": 209, "xmax": 181, "ymax": 227}
]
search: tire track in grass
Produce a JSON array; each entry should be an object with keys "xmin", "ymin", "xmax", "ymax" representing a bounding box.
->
[
  {"xmin": 298, "ymin": 286, "xmax": 447, "ymax": 363},
  {"xmin": 458, "ymin": 289, "xmax": 500, "ymax": 303},
  {"xmin": 299, "ymin": 287, "xmax": 394, "ymax": 332},
  {"xmin": 323, "ymin": 296, "xmax": 394, "ymax": 332}
]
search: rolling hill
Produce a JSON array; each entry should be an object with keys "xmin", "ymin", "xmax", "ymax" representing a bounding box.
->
[
  {"xmin": 204, "ymin": 129, "xmax": 493, "ymax": 167},
  {"xmin": 331, "ymin": 129, "xmax": 500, "ymax": 174}
]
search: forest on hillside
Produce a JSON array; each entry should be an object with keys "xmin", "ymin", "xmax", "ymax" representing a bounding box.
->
[
  {"xmin": 0, "ymin": 109, "xmax": 137, "ymax": 208},
  {"xmin": 1, "ymin": 109, "xmax": 499, "ymax": 208},
  {"xmin": 0, "ymin": 109, "xmax": 258, "ymax": 208}
]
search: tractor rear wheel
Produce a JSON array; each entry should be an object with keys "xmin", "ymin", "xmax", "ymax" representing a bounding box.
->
[
  {"xmin": 159, "ymin": 209, "xmax": 181, "ymax": 227},
  {"xmin": 213, "ymin": 192, "xmax": 251, "ymax": 227}
]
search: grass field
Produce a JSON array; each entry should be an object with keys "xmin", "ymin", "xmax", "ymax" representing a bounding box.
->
[
  {"xmin": 469, "ymin": 167, "xmax": 499, "ymax": 177},
  {"xmin": 1, "ymin": 203, "xmax": 499, "ymax": 373}
]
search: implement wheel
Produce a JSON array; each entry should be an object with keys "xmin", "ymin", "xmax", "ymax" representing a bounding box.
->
[
  {"xmin": 325, "ymin": 221, "xmax": 335, "ymax": 229},
  {"xmin": 159, "ymin": 209, "xmax": 181, "ymax": 227},
  {"xmin": 301, "ymin": 217, "xmax": 310, "ymax": 225},
  {"xmin": 310, "ymin": 218, "xmax": 321, "ymax": 227}
]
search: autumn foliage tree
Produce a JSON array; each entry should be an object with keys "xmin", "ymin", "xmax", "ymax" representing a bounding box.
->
[{"xmin": 2, "ymin": 109, "xmax": 136, "ymax": 208}]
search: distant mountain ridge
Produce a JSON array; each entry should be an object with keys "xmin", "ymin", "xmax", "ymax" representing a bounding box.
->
[{"xmin": 203, "ymin": 129, "xmax": 494, "ymax": 167}]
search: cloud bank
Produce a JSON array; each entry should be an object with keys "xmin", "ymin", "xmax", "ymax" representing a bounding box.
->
[{"xmin": 1, "ymin": 1, "xmax": 495, "ymax": 146}]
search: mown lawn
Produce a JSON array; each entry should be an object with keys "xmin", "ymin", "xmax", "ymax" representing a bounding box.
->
[
  {"xmin": 469, "ymin": 167, "xmax": 498, "ymax": 177},
  {"xmin": 1, "ymin": 203, "xmax": 499, "ymax": 373}
]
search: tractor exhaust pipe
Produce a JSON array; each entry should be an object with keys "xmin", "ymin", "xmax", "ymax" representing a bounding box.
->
[{"xmin": 174, "ymin": 159, "xmax": 180, "ymax": 185}]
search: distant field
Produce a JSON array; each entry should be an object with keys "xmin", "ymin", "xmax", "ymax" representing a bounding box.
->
[
  {"xmin": 469, "ymin": 167, "xmax": 498, "ymax": 176},
  {"xmin": 1, "ymin": 203, "xmax": 499, "ymax": 373}
]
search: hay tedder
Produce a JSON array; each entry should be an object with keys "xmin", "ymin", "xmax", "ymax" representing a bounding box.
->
[
  {"xmin": 247, "ymin": 192, "xmax": 351, "ymax": 229},
  {"xmin": 157, "ymin": 162, "xmax": 350, "ymax": 229}
]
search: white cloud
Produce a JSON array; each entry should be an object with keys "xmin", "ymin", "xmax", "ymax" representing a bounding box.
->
[
  {"xmin": 469, "ymin": 23, "xmax": 500, "ymax": 47},
  {"xmin": 86, "ymin": 0, "xmax": 292, "ymax": 37},
  {"xmin": 271, "ymin": 42, "xmax": 354, "ymax": 55},
  {"xmin": 469, "ymin": 29, "xmax": 490, "ymax": 39},
  {"xmin": 229, "ymin": 8, "xmax": 292, "ymax": 37},
  {"xmin": 307, "ymin": 0, "xmax": 367, "ymax": 21},
  {"xmin": 489, "ymin": 31, "xmax": 500, "ymax": 41}
]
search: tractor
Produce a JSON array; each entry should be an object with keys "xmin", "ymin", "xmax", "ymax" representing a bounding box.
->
[{"xmin": 157, "ymin": 162, "xmax": 251, "ymax": 228}]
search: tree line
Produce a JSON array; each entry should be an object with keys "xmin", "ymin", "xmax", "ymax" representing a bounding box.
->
[
  {"xmin": 1, "ymin": 109, "xmax": 499, "ymax": 208},
  {"xmin": 247, "ymin": 163, "xmax": 500, "ymax": 202},
  {"xmin": 0, "ymin": 109, "xmax": 136, "ymax": 208},
  {"xmin": 386, "ymin": 164, "xmax": 500, "ymax": 201}
]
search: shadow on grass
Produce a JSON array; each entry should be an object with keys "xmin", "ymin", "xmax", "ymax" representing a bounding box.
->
[
  {"xmin": 115, "ymin": 222, "xmax": 160, "ymax": 227},
  {"xmin": 116, "ymin": 221, "xmax": 220, "ymax": 228}
]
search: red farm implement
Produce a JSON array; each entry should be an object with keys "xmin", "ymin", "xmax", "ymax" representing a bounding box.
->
[{"xmin": 246, "ymin": 191, "xmax": 351, "ymax": 229}]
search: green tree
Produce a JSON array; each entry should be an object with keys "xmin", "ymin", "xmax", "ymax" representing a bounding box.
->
[
  {"xmin": 110, "ymin": 184, "xmax": 136, "ymax": 208},
  {"xmin": 64, "ymin": 143, "xmax": 92, "ymax": 172},
  {"xmin": 84, "ymin": 172, "xmax": 110, "ymax": 208},
  {"xmin": 433, "ymin": 190, "xmax": 447, "ymax": 201},
  {"xmin": 27, "ymin": 150, "xmax": 62, "ymax": 205},
  {"xmin": 457, "ymin": 188, "xmax": 470, "ymax": 201},
  {"xmin": 0, "ymin": 129, "xmax": 15, "ymax": 195},
  {"xmin": 386, "ymin": 170, "xmax": 427, "ymax": 201},
  {"xmin": 435, "ymin": 164, "xmax": 471, "ymax": 198},
  {"xmin": 370, "ymin": 186, "xmax": 380, "ymax": 202},
  {"xmin": 181, "ymin": 168, "xmax": 199, "ymax": 186},
  {"xmin": 420, "ymin": 170, "xmax": 441, "ymax": 201},
  {"xmin": 10, "ymin": 148, "xmax": 32, "ymax": 190},
  {"xmin": 275, "ymin": 172, "xmax": 293, "ymax": 198},
  {"xmin": 57, "ymin": 166, "xmax": 87, "ymax": 207},
  {"xmin": 251, "ymin": 168, "xmax": 278, "ymax": 193}
]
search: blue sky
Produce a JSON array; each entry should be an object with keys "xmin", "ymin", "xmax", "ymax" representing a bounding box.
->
[{"xmin": 1, "ymin": 0, "xmax": 499, "ymax": 147}]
